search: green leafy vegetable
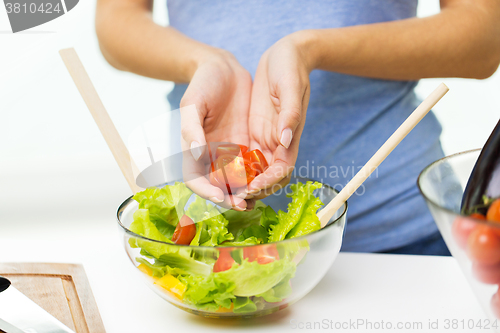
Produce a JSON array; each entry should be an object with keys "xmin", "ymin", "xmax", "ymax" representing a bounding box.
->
[
  {"xmin": 129, "ymin": 209, "xmax": 173, "ymax": 258},
  {"xmin": 268, "ymin": 181, "xmax": 323, "ymax": 242},
  {"xmin": 133, "ymin": 182, "xmax": 193, "ymax": 237},
  {"xmin": 217, "ymin": 258, "xmax": 296, "ymax": 297},
  {"xmin": 224, "ymin": 201, "xmax": 266, "ymax": 236}
]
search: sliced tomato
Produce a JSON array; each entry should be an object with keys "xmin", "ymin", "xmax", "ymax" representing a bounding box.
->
[
  {"xmin": 213, "ymin": 248, "xmax": 236, "ymax": 272},
  {"xmin": 245, "ymin": 163, "xmax": 257, "ymax": 184},
  {"xmin": 243, "ymin": 149, "xmax": 269, "ymax": 176},
  {"xmin": 172, "ymin": 215, "xmax": 196, "ymax": 245},
  {"xmin": 216, "ymin": 144, "xmax": 248, "ymax": 159},
  {"xmin": 467, "ymin": 225, "xmax": 500, "ymax": 265},
  {"xmin": 243, "ymin": 244, "xmax": 279, "ymax": 265},
  {"xmin": 487, "ymin": 199, "xmax": 500, "ymax": 223},
  {"xmin": 452, "ymin": 214, "xmax": 483, "ymax": 249},
  {"xmin": 215, "ymin": 155, "xmax": 248, "ymax": 189}
]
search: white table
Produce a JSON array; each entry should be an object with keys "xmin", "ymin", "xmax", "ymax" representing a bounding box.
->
[{"xmin": 0, "ymin": 215, "xmax": 493, "ymax": 333}]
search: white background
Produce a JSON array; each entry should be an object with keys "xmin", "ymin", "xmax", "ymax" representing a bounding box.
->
[{"xmin": 0, "ymin": 1, "xmax": 499, "ymax": 235}]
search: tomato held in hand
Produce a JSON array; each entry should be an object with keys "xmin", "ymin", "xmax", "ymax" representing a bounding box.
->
[
  {"xmin": 487, "ymin": 199, "xmax": 500, "ymax": 223},
  {"xmin": 452, "ymin": 215, "xmax": 481, "ymax": 249},
  {"xmin": 172, "ymin": 215, "xmax": 197, "ymax": 245},
  {"xmin": 243, "ymin": 244, "xmax": 279, "ymax": 265},
  {"xmin": 243, "ymin": 149, "xmax": 269, "ymax": 175},
  {"xmin": 216, "ymin": 144, "xmax": 248, "ymax": 159},
  {"xmin": 213, "ymin": 248, "xmax": 236, "ymax": 272},
  {"xmin": 216, "ymin": 155, "xmax": 248, "ymax": 188},
  {"xmin": 472, "ymin": 261, "xmax": 500, "ymax": 284},
  {"xmin": 467, "ymin": 225, "xmax": 500, "ymax": 265}
]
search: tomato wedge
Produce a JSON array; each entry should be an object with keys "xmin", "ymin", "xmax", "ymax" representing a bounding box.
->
[
  {"xmin": 172, "ymin": 215, "xmax": 196, "ymax": 245},
  {"xmin": 213, "ymin": 248, "xmax": 236, "ymax": 272},
  {"xmin": 243, "ymin": 149, "xmax": 269, "ymax": 175},
  {"xmin": 213, "ymin": 154, "xmax": 248, "ymax": 189},
  {"xmin": 243, "ymin": 244, "xmax": 279, "ymax": 265},
  {"xmin": 216, "ymin": 144, "xmax": 248, "ymax": 159}
]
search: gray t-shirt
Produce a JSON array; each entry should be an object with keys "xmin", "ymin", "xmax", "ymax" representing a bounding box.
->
[{"xmin": 166, "ymin": 0, "xmax": 444, "ymax": 252}]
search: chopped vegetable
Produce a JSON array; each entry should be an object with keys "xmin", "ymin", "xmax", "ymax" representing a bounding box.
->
[{"xmin": 128, "ymin": 180, "xmax": 323, "ymax": 314}]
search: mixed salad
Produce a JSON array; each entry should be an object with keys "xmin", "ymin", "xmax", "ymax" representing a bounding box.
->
[{"xmin": 127, "ymin": 180, "xmax": 324, "ymax": 313}]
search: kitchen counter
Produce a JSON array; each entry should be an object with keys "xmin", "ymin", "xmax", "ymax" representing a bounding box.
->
[{"xmin": 0, "ymin": 217, "xmax": 491, "ymax": 333}]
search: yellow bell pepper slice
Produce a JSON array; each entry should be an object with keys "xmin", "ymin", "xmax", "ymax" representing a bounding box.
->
[{"xmin": 154, "ymin": 274, "xmax": 186, "ymax": 299}]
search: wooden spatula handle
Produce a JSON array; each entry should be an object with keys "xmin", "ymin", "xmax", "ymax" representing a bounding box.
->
[
  {"xmin": 317, "ymin": 83, "xmax": 449, "ymax": 227},
  {"xmin": 59, "ymin": 48, "xmax": 142, "ymax": 194}
]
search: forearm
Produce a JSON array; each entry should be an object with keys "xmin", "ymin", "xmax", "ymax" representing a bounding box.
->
[
  {"xmin": 297, "ymin": 0, "xmax": 500, "ymax": 80},
  {"xmin": 95, "ymin": 0, "xmax": 221, "ymax": 83}
]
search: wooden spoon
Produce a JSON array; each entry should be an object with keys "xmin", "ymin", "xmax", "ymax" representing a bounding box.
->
[
  {"xmin": 59, "ymin": 48, "xmax": 142, "ymax": 194},
  {"xmin": 317, "ymin": 83, "xmax": 449, "ymax": 228}
]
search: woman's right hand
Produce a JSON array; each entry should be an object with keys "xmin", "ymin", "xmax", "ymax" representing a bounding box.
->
[{"xmin": 180, "ymin": 50, "xmax": 254, "ymax": 210}]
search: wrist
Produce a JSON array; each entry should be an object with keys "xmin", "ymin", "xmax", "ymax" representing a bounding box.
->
[
  {"xmin": 288, "ymin": 29, "xmax": 322, "ymax": 73},
  {"xmin": 188, "ymin": 47, "xmax": 236, "ymax": 79}
]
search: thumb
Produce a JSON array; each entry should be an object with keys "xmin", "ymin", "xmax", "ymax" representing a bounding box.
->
[
  {"xmin": 275, "ymin": 85, "xmax": 306, "ymax": 149},
  {"xmin": 180, "ymin": 103, "xmax": 206, "ymax": 161}
]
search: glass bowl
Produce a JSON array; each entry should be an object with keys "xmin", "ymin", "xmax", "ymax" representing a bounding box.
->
[
  {"xmin": 117, "ymin": 177, "xmax": 347, "ymax": 318},
  {"xmin": 418, "ymin": 149, "xmax": 500, "ymax": 322}
]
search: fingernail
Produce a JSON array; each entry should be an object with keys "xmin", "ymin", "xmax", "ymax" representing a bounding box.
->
[
  {"xmin": 210, "ymin": 196, "xmax": 224, "ymax": 203},
  {"xmin": 280, "ymin": 128, "xmax": 293, "ymax": 149},
  {"xmin": 190, "ymin": 141, "xmax": 203, "ymax": 161},
  {"xmin": 233, "ymin": 206, "xmax": 245, "ymax": 212},
  {"xmin": 236, "ymin": 192, "xmax": 252, "ymax": 199}
]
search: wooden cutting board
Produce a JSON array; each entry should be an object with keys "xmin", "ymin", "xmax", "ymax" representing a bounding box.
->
[{"xmin": 0, "ymin": 263, "xmax": 105, "ymax": 333}]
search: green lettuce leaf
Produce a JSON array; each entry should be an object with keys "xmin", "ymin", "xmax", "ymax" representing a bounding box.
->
[
  {"xmin": 259, "ymin": 205, "xmax": 279, "ymax": 230},
  {"xmin": 129, "ymin": 209, "xmax": 173, "ymax": 258},
  {"xmin": 133, "ymin": 183, "xmax": 193, "ymax": 237},
  {"xmin": 179, "ymin": 274, "xmax": 236, "ymax": 311},
  {"xmin": 220, "ymin": 236, "xmax": 261, "ymax": 247},
  {"xmin": 224, "ymin": 201, "xmax": 266, "ymax": 236},
  {"xmin": 286, "ymin": 196, "xmax": 323, "ymax": 238},
  {"xmin": 186, "ymin": 195, "xmax": 234, "ymax": 246},
  {"xmin": 268, "ymin": 181, "xmax": 323, "ymax": 242},
  {"xmin": 217, "ymin": 258, "xmax": 296, "ymax": 297},
  {"xmin": 233, "ymin": 297, "xmax": 257, "ymax": 313}
]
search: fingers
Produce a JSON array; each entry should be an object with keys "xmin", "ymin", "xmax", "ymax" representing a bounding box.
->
[
  {"xmin": 275, "ymin": 82, "xmax": 308, "ymax": 149},
  {"xmin": 180, "ymin": 103, "xmax": 206, "ymax": 161},
  {"xmin": 182, "ymin": 157, "xmax": 250, "ymax": 210},
  {"xmin": 249, "ymin": 175, "xmax": 291, "ymax": 200},
  {"xmin": 183, "ymin": 152, "xmax": 225, "ymax": 202}
]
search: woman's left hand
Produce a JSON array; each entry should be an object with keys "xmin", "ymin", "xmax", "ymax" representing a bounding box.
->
[{"xmin": 243, "ymin": 32, "xmax": 315, "ymax": 199}]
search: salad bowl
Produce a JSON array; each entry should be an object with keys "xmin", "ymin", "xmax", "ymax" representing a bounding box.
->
[
  {"xmin": 117, "ymin": 177, "xmax": 347, "ymax": 318},
  {"xmin": 418, "ymin": 149, "xmax": 500, "ymax": 324}
]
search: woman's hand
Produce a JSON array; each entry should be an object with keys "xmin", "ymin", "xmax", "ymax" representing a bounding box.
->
[
  {"xmin": 180, "ymin": 50, "xmax": 254, "ymax": 210},
  {"xmin": 243, "ymin": 33, "xmax": 314, "ymax": 199}
]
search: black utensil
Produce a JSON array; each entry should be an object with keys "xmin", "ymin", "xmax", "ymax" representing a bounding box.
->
[
  {"xmin": 0, "ymin": 276, "xmax": 10, "ymax": 293},
  {"xmin": 462, "ymin": 119, "xmax": 500, "ymax": 215}
]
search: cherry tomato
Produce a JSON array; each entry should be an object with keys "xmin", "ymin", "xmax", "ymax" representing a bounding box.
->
[
  {"xmin": 472, "ymin": 262, "xmax": 500, "ymax": 284},
  {"xmin": 491, "ymin": 288, "xmax": 500, "ymax": 319},
  {"xmin": 213, "ymin": 248, "xmax": 236, "ymax": 272},
  {"xmin": 216, "ymin": 155, "xmax": 248, "ymax": 188},
  {"xmin": 172, "ymin": 215, "xmax": 196, "ymax": 245},
  {"xmin": 452, "ymin": 213, "xmax": 485, "ymax": 249},
  {"xmin": 216, "ymin": 144, "xmax": 248, "ymax": 159},
  {"xmin": 487, "ymin": 199, "xmax": 500, "ymax": 223},
  {"xmin": 243, "ymin": 244, "xmax": 279, "ymax": 265},
  {"xmin": 452, "ymin": 216, "xmax": 479, "ymax": 249},
  {"xmin": 243, "ymin": 149, "xmax": 269, "ymax": 175},
  {"xmin": 467, "ymin": 225, "xmax": 500, "ymax": 265}
]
